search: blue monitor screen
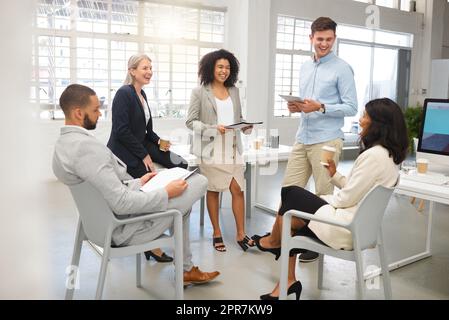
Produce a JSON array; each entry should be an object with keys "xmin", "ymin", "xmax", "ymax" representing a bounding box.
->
[{"xmin": 419, "ymin": 99, "xmax": 449, "ymax": 155}]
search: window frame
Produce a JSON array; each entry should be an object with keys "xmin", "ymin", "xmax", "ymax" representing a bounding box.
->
[
  {"xmin": 273, "ymin": 16, "xmax": 313, "ymax": 118},
  {"xmin": 32, "ymin": 0, "xmax": 226, "ymax": 120},
  {"xmin": 272, "ymin": 15, "xmax": 413, "ymax": 120}
]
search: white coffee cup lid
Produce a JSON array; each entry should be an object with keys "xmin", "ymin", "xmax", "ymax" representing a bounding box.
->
[
  {"xmin": 322, "ymin": 146, "xmax": 336, "ymax": 152},
  {"xmin": 416, "ymin": 158, "xmax": 428, "ymax": 164}
]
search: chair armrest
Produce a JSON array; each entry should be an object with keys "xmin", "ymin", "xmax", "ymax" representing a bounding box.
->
[
  {"xmin": 284, "ymin": 209, "xmax": 352, "ymax": 230},
  {"xmin": 113, "ymin": 209, "xmax": 182, "ymax": 226}
]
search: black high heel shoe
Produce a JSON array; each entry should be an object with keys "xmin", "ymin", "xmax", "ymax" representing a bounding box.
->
[
  {"xmin": 237, "ymin": 235, "xmax": 255, "ymax": 252},
  {"xmin": 253, "ymin": 236, "xmax": 281, "ymax": 260},
  {"xmin": 144, "ymin": 250, "xmax": 173, "ymax": 263},
  {"xmin": 251, "ymin": 232, "xmax": 271, "ymax": 241},
  {"xmin": 260, "ymin": 281, "xmax": 302, "ymax": 300}
]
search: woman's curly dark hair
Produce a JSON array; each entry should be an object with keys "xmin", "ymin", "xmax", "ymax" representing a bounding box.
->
[
  {"xmin": 198, "ymin": 49, "xmax": 239, "ymax": 87},
  {"xmin": 360, "ymin": 98, "xmax": 409, "ymax": 165}
]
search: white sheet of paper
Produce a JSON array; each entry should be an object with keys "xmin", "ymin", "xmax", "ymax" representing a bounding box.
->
[{"xmin": 140, "ymin": 167, "xmax": 191, "ymax": 193}]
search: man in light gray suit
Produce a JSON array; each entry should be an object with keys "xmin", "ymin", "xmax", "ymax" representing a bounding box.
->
[{"xmin": 53, "ymin": 84, "xmax": 220, "ymax": 285}]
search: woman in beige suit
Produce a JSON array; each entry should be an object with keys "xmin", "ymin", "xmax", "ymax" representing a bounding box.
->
[
  {"xmin": 186, "ymin": 49, "xmax": 254, "ymax": 252},
  {"xmin": 252, "ymin": 98, "xmax": 409, "ymax": 299}
]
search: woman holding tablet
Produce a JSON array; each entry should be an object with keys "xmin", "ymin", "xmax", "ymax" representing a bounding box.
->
[{"xmin": 186, "ymin": 49, "xmax": 254, "ymax": 253}]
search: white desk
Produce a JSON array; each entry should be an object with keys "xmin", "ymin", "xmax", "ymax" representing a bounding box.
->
[
  {"xmin": 388, "ymin": 173, "xmax": 449, "ymax": 271},
  {"xmin": 244, "ymin": 145, "xmax": 292, "ymax": 217},
  {"xmin": 170, "ymin": 144, "xmax": 292, "ymax": 222}
]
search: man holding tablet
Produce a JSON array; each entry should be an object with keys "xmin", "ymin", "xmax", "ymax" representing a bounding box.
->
[{"xmin": 282, "ymin": 17, "xmax": 357, "ymax": 262}]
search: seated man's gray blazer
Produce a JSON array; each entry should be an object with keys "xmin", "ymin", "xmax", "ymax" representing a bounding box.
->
[{"xmin": 53, "ymin": 126, "xmax": 207, "ymax": 246}]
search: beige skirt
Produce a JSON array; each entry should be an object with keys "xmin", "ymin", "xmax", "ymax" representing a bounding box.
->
[
  {"xmin": 199, "ymin": 133, "xmax": 245, "ymax": 192},
  {"xmin": 199, "ymin": 163, "xmax": 245, "ymax": 192}
]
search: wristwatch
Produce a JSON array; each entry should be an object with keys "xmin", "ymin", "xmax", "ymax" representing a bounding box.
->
[{"xmin": 319, "ymin": 103, "xmax": 326, "ymax": 114}]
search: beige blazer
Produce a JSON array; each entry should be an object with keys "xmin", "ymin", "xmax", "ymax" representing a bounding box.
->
[
  {"xmin": 308, "ymin": 145, "xmax": 399, "ymax": 250},
  {"xmin": 186, "ymin": 84, "xmax": 245, "ymax": 159}
]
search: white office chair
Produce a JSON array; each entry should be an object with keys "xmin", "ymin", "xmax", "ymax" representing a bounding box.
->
[
  {"xmin": 279, "ymin": 185, "xmax": 394, "ymax": 300},
  {"xmin": 65, "ymin": 182, "xmax": 184, "ymax": 300}
]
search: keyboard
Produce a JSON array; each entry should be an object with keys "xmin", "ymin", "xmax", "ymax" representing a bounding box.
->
[{"xmin": 401, "ymin": 171, "xmax": 449, "ymax": 185}]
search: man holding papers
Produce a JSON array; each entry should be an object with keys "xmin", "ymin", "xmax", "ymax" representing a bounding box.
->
[
  {"xmin": 53, "ymin": 84, "xmax": 220, "ymax": 285},
  {"xmin": 140, "ymin": 168, "xmax": 199, "ymax": 193},
  {"xmin": 281, "ymin": 17, "xmax": 357, "ymax": 262}
]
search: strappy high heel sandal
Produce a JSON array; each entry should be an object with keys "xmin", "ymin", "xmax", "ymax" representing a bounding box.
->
[
  {"xmin": 237, "ymin": 235, "xmax": 255, "ymax": 252},
  {"xmin": 212, "ymin": 236, "xmax": 226, "ymax": 252},
  {"xmin": 251, "ymin": 232, "xmax": 271, "ymax": 241}
]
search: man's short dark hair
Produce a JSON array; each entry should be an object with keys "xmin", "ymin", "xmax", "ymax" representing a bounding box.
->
[
  {"xmin": 311, "ymin": 17, "xmax": 337, "ymax": 35},
  {"xmin": 59, "ymin": 84, "xmax": 96, "ymax": 116}
]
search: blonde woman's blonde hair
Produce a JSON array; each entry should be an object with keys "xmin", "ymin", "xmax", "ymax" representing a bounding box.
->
[{"xmin": 124, "ymin": 54, "xmax": 152, "ymax": 85}]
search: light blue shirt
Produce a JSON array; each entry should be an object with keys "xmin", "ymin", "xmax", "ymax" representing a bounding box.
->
[{"xmin": 296, "ymin": 51, "xmax": 358, "ymax": 145}]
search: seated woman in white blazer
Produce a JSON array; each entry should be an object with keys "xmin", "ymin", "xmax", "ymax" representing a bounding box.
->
[{"xmin": 252, "ymin": 98, "xmax": 409, "ymax": 300}]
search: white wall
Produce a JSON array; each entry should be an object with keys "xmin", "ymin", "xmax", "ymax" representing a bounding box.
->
[
  {"xmin": 245, "ymin": 0, "xmax": 272, "ymax": 140},
  {"xmin": 415, "ymin": 0, "xmax": 447, "ymax": 104},
  {"xmin": 0, "ymin": 2, "xmax": 36, "ymax": 181},
  {"xmin": 442, "ymin": 1, "xmax": 449, "ymax": 58}
]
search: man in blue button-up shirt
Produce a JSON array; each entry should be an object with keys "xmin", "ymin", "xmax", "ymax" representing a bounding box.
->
[
  {"xmin": 283, "ymin": 17, "xmax": 357, "ymax": 235},
  {"xmin": 282, "ymin": 17, "xmax": 357, "ymax": 262},
  {"xmin": 284, "ymin": 17, "xmax": 357, "ymax": 192}
]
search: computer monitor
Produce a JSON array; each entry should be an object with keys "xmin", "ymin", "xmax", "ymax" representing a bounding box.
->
[{"xmin": 417, "ymin": 98, "xmax": 449, "ymax": 174}]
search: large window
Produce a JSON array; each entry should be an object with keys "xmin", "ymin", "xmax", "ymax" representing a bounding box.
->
[
  {"xmin": 32, "ymin": 0, "xmax": 225, "ymax": 119},
  {"xmin": 273, "ymin": 15, "xmax": 413, "ymax": 132},
  {"xmin": 77, "ymin": 38, "xmax": 109, "ymax": 103},
  {"xmin": 31, "ymin": 36, "xmax": 71, "ymax": 119},
  {"xmin": 273, "ymin": 17, "xmax": 312, "ymax": 117}
]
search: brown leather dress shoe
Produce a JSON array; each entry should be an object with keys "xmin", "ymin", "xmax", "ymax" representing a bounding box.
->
[{"xmin": 183, "ymin": 266, "xmax": 220, "ymax": 285}]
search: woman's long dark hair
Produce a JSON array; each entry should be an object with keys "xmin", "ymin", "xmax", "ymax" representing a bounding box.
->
[
  {"xmin": 198, "ymin": 49, "xmax": 239, "ymax": 87},
  {"xmin": 360, "ymin": 98, "xmax": 408, "ymax": 165}
]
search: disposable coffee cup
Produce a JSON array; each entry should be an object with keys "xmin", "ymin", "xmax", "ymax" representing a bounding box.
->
[
  {"xmin": 320, "ymin": 146, "xmax": 336, "ymax": 166},
  {"xmin": 253, "ymin": 139, "xmax": 262, "ymax": 150},
  {"xmin": 416, "ymin": 158, "xmax": 429, "ymax": 174},
  {"xmin": 159, "ymin": 138, "xmax": 170, "ymax": 152}
]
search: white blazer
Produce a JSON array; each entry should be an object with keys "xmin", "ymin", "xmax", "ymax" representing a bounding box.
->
[{"xmin": 308, "ymin": 145, "xmax": 399, "ymax": 250}]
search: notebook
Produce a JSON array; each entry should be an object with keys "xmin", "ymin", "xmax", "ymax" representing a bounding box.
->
[{"xmin": 140, "ymin": 167, "xmax": 198, "ymax": 193}]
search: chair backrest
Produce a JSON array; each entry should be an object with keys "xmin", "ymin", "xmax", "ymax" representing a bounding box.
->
[
  {"xmin": 69, "ymin": 182, "xmax": 115, "ymax": 247},
  {"xmin": 351, "ymin": 184, "xmax": 394, "ymax": 250}
]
